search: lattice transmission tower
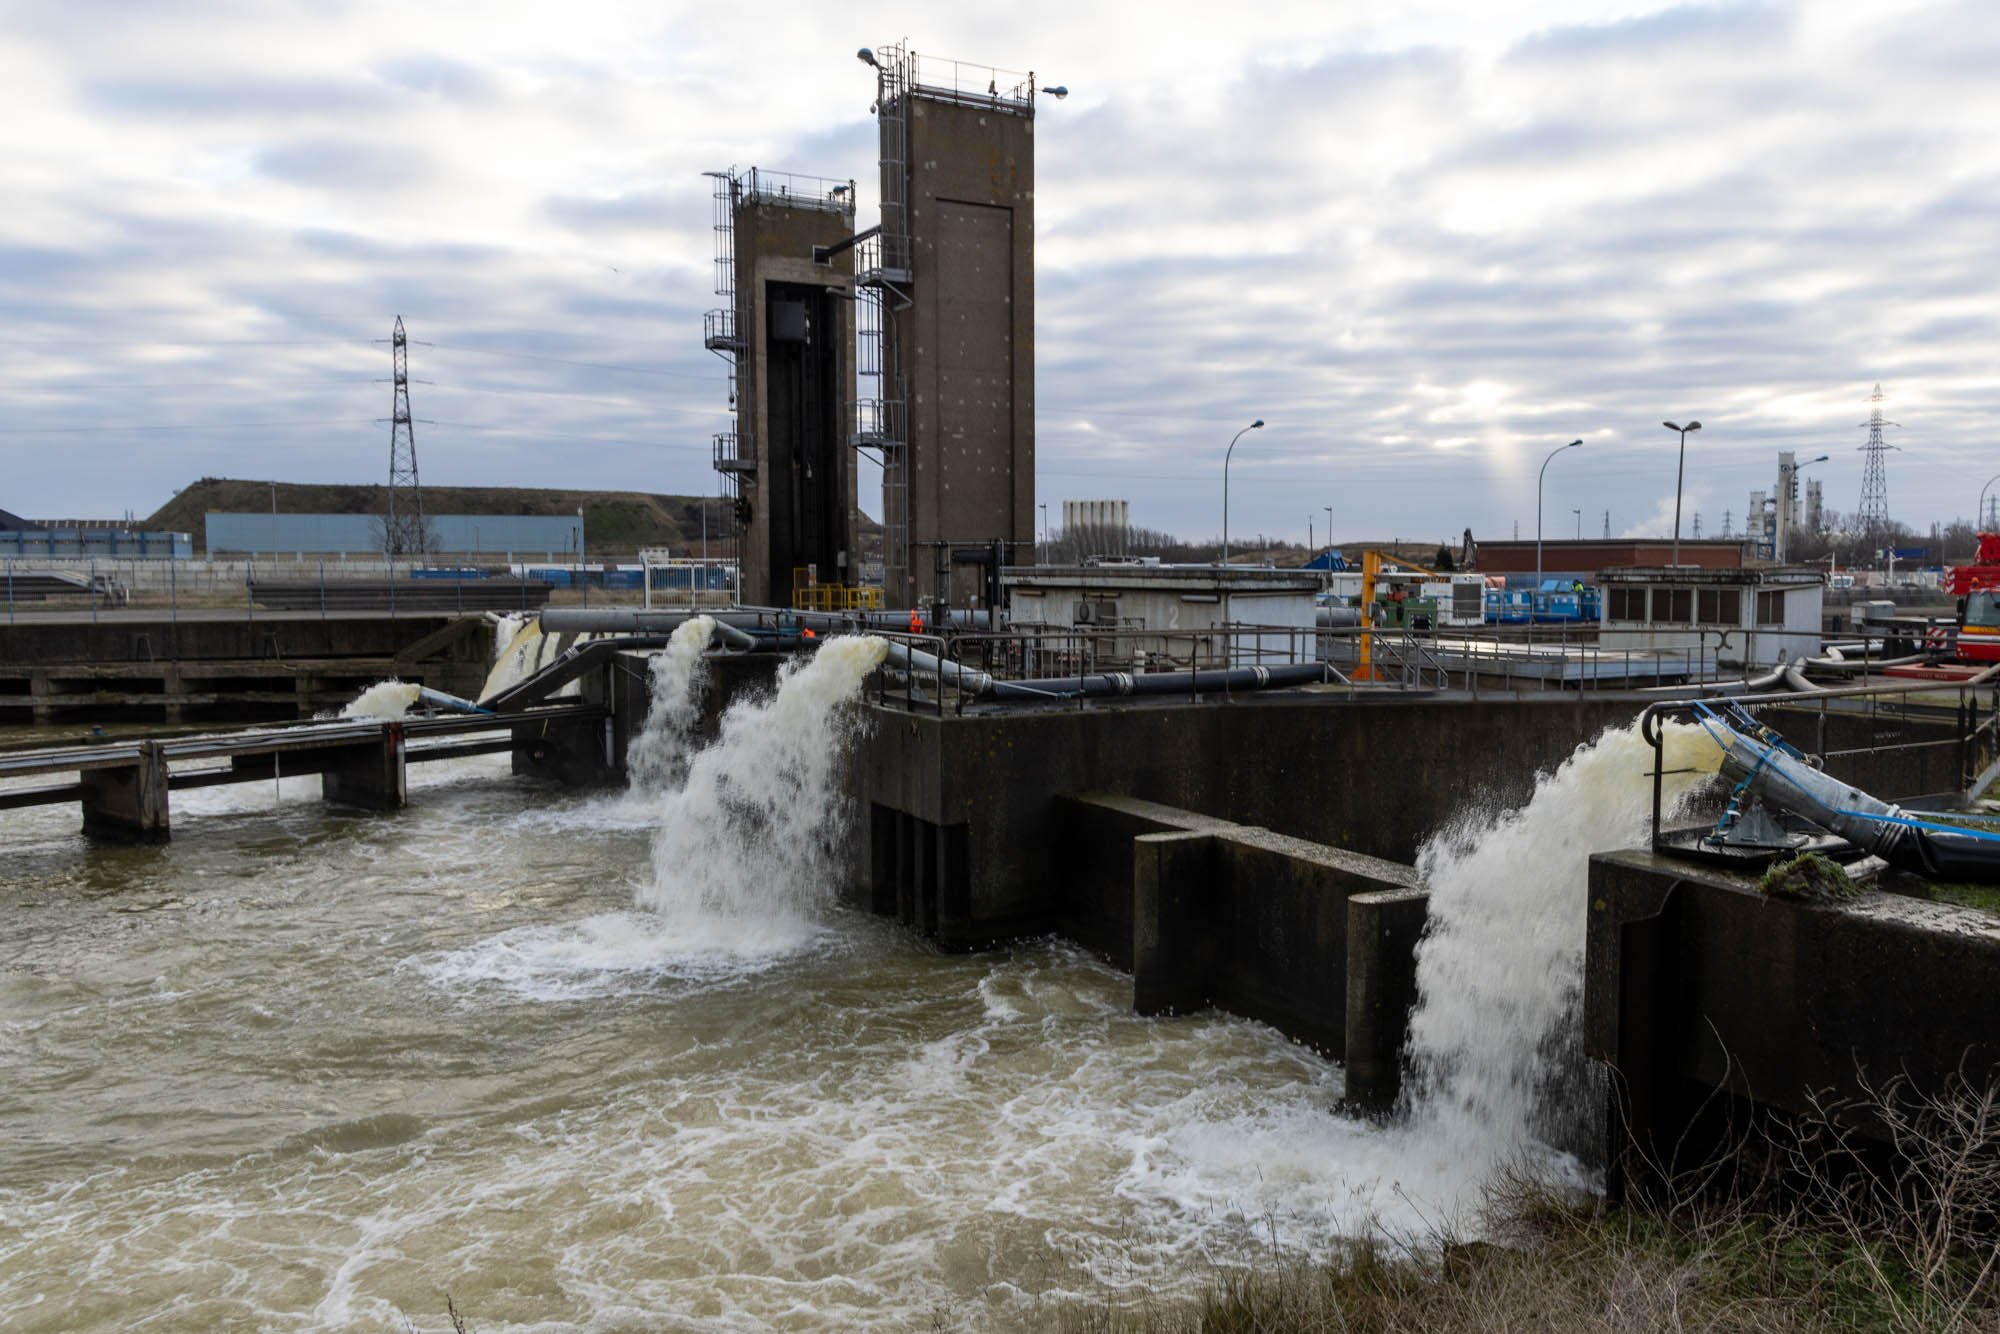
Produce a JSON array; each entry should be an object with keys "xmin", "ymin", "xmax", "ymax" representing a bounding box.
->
[
  {"xmin": 384, "ymin": 315, "xmax": 427, "ymax": 559},
  {"xmin": 1855, "ymin": 383, "xmax": 1898, "ymax": 539}
]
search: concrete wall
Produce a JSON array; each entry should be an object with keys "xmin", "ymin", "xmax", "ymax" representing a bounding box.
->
[
  {"xmin": 888, "ymin": 92, "xmax": 1035, "ymax": 608},
  {"xmin": 849, "ymin": 695, "xmax": 1643, "ymax": 950},
  {"xmin": 0, "ymin": 612, "xmax": 478, "ymax": 666},
  {"xmin": 1585, "ymin": 850, "xmax": 2000, "ymax": 1199}
]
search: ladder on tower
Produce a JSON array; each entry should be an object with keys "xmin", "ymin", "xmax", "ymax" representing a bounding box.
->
[
  {"xmin": 703, "ymin": 170, "xmax": 753, "ymax": 502},
  {"xmin": 860, "ymin": 45, "xmax": 915, "ymax": 599}
]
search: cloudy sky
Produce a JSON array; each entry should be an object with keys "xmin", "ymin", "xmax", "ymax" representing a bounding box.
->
[{"xmin": 3, "ymin": 0, "xmax": 1995, "ymax": 546}]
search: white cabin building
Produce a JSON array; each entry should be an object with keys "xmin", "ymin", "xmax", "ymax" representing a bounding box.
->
[{"xmin": 1599, "ymin": 566, "xmax": 1824, "ymax": 670}]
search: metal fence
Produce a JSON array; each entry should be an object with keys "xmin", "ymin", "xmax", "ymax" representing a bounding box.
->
[
  {"xmin": 857, "ymin": 619, "xmax": 1929, "ymax": 716},
  {"xmin": 0, "ymin": 556, "xmax": 604, "ymax": 623}
]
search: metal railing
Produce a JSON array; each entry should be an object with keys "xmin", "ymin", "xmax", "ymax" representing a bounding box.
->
[
  {"xmin": 734, "ymin": 167, "xmax": 856, "ymax": 214},
  {"xmin": 905, "ymin": 51, "xmax": 1037, "ymax": 109},
  {"xmin": 854, "ymin": 618, "xmax": 1990, "ymax": 717},
  {"xmin": 792, "ymin": 582, "xmax": 884, "ymax": 613}
]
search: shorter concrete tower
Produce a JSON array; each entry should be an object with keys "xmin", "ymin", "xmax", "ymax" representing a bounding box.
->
[{"xmin": 705, "ymin": 168, "xmax": 858, "ymax": 608}]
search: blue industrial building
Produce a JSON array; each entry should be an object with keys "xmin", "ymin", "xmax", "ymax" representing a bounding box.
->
[
  {"xmin": 0, "ymin": 526, "xmax": 193, "ymax": 559},
  {"xmin": 206, "ymin": 513, "xmax": 584, "ymax": 559}
]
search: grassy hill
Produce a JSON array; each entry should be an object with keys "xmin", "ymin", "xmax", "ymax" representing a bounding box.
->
[{"xmin": 148, "ymin": 478, "xmax": 879, "ymax": 556}]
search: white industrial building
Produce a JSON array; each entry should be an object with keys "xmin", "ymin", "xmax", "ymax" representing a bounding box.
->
[
  {"xmin": 1599, "ymin": 566, "xmax": 1825, "ymax": 670},
  {"xmin": 1002, "ymin": 562, "xmax": 1319, "ymax": 669}
]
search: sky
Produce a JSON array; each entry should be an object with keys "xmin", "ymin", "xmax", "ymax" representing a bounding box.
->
[{"xmin": 2, "ymin": 0, "xmax": 1996, "ymax": 547}]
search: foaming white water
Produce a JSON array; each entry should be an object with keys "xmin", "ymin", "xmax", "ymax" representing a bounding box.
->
[
  {"xmin": 624, "ymin": 615, "xmax": 715, "ymax": 793},
  {"xmin": 1400, "ymin": 720, "xmax": 1722, "ymax": 1190},
  {"xmin": 634, "ymin": 635, "xmax": 888, "ymax": 952},
  {"xmin": 340, "ymin": 679, "xmax": 421, "ymax": 720}
]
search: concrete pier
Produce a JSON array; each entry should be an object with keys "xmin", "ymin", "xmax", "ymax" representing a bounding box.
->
[
  {"xmin": 78, "ymin": 740, "xmax": 170, "ymax": 843},
  {"xmin": 320, "ymin": 724, "xmax": 408, "ymax": 810},
  {"xmin": 1343, "ymin": 887, "xmax": 1430, "ymax": 1112},
  {"xmin": 1032, "ymin": 792, "xmax": 1421, "ymax": 1067}
]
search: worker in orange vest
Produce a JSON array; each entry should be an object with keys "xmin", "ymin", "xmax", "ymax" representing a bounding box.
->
[{"xmin": 909, "ymin": 608, "xmax": 925, "ymax": 635}]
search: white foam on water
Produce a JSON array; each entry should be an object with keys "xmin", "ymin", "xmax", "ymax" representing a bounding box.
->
[
  {"xmin": 633, "ymin": 635, "xmax": 888, "ymax": 953},
  {"xmin": 1398, "ymin": 719, "xmax": 1723, "ymax": 1198},
  {"xmin": 409, "ymin": 911, "xmax": 825, "ymax": 1003},
  {"xmin": 339, "ymin": 679, "xmax": 421, "ymax": 720},
  {"xmin": 623, "ymin": 615, "xmax": 716, "ymax": 794}
]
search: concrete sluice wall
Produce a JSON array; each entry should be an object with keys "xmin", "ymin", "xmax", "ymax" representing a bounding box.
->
[
  {"xmin": 848, "ymin": 695, "xmax": 1645, "ymax": 947},
  {"xmin": 1586, "ymin": 850, "xmax": 2000, "ymax": 1201}
]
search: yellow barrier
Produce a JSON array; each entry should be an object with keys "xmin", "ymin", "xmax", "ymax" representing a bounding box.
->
[{"xmin": 790, "ymin": 582, "xmax": 884, "ymax": 612}]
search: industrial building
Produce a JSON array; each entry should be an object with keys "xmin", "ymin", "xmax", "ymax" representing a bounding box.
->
[
  {"xmin": 1747, "ymin": 450, "xmax": 1828, "ymax": 562},
  {"xmin": 1003, "ymin": 563, "xmax": 1319, "ymax": 668},
  {"xmin": 1599, "ymin": 565, "xmax": 1825, "ymax": 668},
  {"xmin": 204, "ymin": 513, "xmax": 582, "ymax": 560},
  {"xmin": 1476, "ymin": 538, "xmax": 1745, "ymax": 585},
  {"xmin": 1, "ymin": 523, "xmax": 191, "ymax": 559}
]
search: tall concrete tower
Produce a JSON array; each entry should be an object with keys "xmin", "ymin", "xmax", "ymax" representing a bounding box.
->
[
  {"xmin": 857, "ymin": 44, "xmax": 1042, "ymax": 610},
  {"xmin": 705, "ymin": 168, "xmax": 858, "ymax": 608}
]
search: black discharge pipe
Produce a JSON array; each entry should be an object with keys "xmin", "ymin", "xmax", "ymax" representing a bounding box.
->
[
  {"xmin": 535, "ymin": 607, "xmax": 985, "ymax": 636},
  {"xmin": 985, "ymin": 662, "xmax": 1334, "ymax": 700}
]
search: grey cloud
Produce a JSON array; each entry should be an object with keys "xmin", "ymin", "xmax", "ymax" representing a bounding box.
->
[
  {"xmin": 85, "ymin": 76, "xmax": 386, "ymax": 118},
  {"xmin": 256, "ymin": 140, "xmax": 433, "ymax": 188},
  {"xmin": 373, "ymin": 55, "xmax": 497, "ymax": 101},
  {"xmin": 1509, "ymin": 3, "xmax": 1793, "ymax": 64},
  {"xmin": 546, "ymin": 190, "xmax": 682, "ymax": 233}
]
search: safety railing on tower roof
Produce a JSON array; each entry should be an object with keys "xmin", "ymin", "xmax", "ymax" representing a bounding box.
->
[
  {"xmin": 736, "ymin": 168, "xmax": 857, "ymax": 215},
  {"xmin": 905, "ymin": 51, "xmax": 1037, "ymax": 109}
]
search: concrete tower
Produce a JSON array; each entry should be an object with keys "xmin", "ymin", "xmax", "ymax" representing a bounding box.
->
[
  {"xmin": 705, "ymin": 169, "xmax": 858, "ymax": 608},
  {"xmin": 858, "ymin": 44, "xmax": 1040, "ymax": 610}
]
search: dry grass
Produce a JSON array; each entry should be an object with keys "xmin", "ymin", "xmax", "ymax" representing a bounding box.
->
[{"xmin": 1059, "ymin": 1073, "xmax": 2000, "ymax": 1334}]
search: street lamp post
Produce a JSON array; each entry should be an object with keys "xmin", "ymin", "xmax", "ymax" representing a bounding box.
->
[
  {"xmin": 1663, "ymin": 420, "xmax": 1703, "ymax": 564},
  {"xmin": 1536, "ymin": 439, "xmax": 1583, "ymax": 597},
  {"xmin": 1573, "ymin": 508, "xmax": 1582, "ymax": 541},
  {"xmin": 1779, "ymin": 454, "xmax": 1829, "ymax": 562},
  {"xmin": 1219, "ymin": 419, "xmax": 1265, "ymax": 566},
  {"xmin": 1980, "ymin": 473, "xmax": 2000, "ymax": 533}
]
